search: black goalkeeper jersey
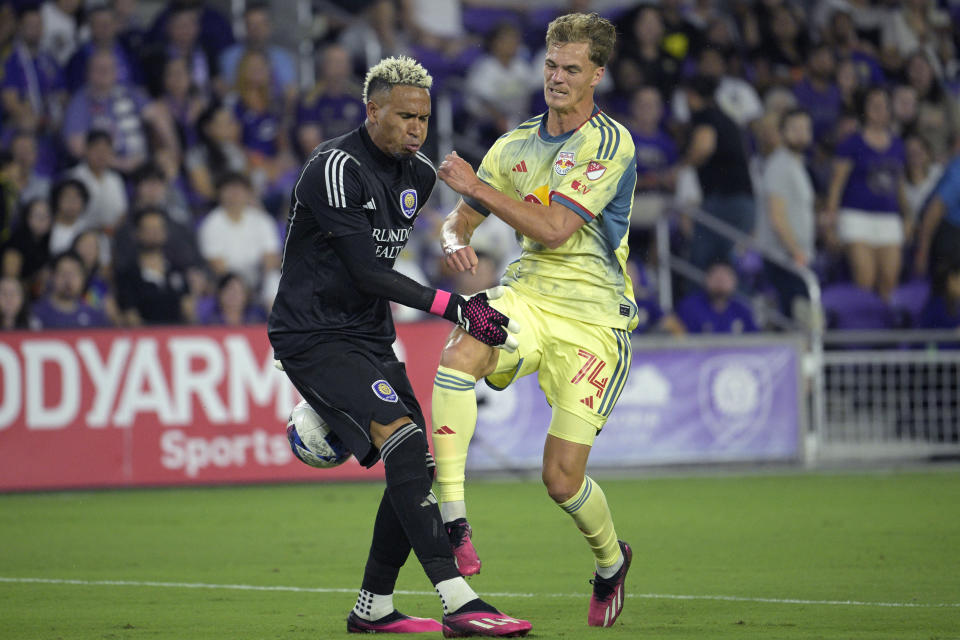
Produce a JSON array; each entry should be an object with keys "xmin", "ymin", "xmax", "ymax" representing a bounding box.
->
[{"xmin": 268, "ymin": 125, "xmax": 437, "ymax": 358}]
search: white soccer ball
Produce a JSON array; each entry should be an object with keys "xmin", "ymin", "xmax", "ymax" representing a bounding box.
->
[{"xmin": 286, "ymin": 400, "xmax": 351, "ymax": 469}]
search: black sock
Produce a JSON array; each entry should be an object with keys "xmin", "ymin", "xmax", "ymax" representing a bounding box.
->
[
  {"xmin": 381, "ymin": 423, "xmax": 460, "ymax": 586},
  {"xmin": 361, "ymin": 488, "xmax": 412, "ymax": 596}
]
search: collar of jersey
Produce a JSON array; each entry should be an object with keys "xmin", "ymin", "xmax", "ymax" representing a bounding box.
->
[
  {"xmin": 537, "ymin": 105, "xmax": 602, "ymax": 143},
  {"xmin": 359, "ymin": 123, "xmax": 402, "ymax": 170}
]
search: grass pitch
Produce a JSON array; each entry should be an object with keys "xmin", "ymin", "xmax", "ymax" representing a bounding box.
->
[{"xmin": 1, "ymin": 469, "xmax": 959, "ymax": 639}]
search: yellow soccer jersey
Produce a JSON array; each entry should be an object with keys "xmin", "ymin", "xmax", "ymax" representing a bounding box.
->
[{"xmin": 468, "ymin": 107, "xmax": 639, "ymax": 331}]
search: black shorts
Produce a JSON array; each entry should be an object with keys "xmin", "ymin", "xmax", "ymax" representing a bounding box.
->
[{"xmin": 278, "ymin": 339, "xmax": 425, "ymax": 468}]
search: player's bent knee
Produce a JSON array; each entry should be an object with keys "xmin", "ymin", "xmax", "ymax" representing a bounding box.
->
[
  {"xmin": 371, "ymin": 416, "xmax": 415, "ymax": 450},
  {"xmin": 541, "ymin": 466, "xmax": 582, "ymax": 504},
  {"xmin": 438, "ymin": 327, "xmax": 498, "ymax": 379}
]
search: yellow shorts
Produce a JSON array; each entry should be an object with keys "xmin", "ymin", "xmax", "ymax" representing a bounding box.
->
[{"xmin": 485, "ymin": 286, "xmax": 633, "ymax": 445}]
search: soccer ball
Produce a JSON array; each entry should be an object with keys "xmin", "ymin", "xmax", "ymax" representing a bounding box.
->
[{"xmin": 286, "ymin": 400, "xmax": 351, "ymax": 468}]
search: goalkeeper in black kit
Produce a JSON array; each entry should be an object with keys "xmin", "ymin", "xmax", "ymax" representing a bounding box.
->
[{"xmin": 267, "ymin": 56, "xmax": 530, "ymax": 637}]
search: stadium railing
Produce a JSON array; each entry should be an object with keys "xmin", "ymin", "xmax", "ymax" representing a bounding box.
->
[{"xmin": 654, "ymin": 205, "xmax": 828, "ymax": 463}]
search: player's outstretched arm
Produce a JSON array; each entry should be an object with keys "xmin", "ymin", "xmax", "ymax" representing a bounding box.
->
[
  {"xmin": 330, "ymin": 232, "xmax": 519, "ymax": 351},
  {"xmin": 438, "ymin": 151, "xmax": 586, "ymax": 249}
]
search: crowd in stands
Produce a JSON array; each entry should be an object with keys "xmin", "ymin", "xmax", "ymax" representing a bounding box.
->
[{"xmin": 1, "ymin": 0, "xmax": 960, "ymax": 337}]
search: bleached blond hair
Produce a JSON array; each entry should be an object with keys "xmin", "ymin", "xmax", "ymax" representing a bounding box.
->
[{"xmin": 362, "ymin": 56, "xmax": 433, "ymax": 104}]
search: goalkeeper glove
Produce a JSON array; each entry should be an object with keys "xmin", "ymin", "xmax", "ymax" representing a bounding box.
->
[{"xmin": 430, "ymin": 286, "xmax": 520, "ymax": 351}]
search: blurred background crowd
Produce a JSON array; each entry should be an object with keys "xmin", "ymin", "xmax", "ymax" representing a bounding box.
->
[{"xmin": 1, "ymin": 0, "xmax": 959, "ymax": 337}]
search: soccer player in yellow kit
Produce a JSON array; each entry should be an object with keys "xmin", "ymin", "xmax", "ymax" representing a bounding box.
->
[{"xmin": 432, "ymin": 12, "xmax": 638, "ymax": 628}]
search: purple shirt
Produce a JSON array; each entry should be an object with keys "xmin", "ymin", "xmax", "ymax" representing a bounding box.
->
[
  {"xmin": 631, "ymin": 129, "xmax": 678, "ymax": 193},
  {"xmin": 63, "ymin": 86, "xmax": 150, "ymax": 160},
  {"xmin": 836, "ymin": 133, "xmax": 905, "ymax": 214},
  {"xmin": 297, "ymin": 91, "xmax": 365, "ymax": 140},
  {"xmin": 676, "ymin": 291, "xmax": 758, "ymax": 334},
  {"xmin": 792, "ymin": 79, "xmax": 842, "ymax": 141},
  {"xmin": 1, "ymin": 44, "xmax": 61, "ymax": 117},
  {"xmin": 31, "ymin": 298, "xmax": 109, "ymax": 329},
  {"xmin": 233, "ymin": 99, "xmax": 281, "ymax": 157}
]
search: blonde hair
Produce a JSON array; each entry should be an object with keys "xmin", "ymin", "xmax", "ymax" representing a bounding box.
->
[
  {"xmin": 362, "ymin": 56, "xmax": 433, "ymax": 104},
  {"xmin": 545, "ymin": 12, "xmax": 616, "ymax": 68}
]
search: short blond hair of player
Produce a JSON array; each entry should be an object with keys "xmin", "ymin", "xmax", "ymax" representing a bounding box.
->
[{"xmin": 431, "ymin": 12, "xmax": 639, "ymax": 629}]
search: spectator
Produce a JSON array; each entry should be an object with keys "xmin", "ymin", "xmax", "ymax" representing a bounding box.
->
[
  {"xmin": 219, "ymin": 2, "xmax": 297, "ymax": 111},
  {"xmin": 752, "ymin": 3, "xmax": 809, "ymax": 91},
  {"xmin": 200, "ymin": 272, "xmax": 267, "ymax": 326},
  {"xmin": 115, "ymin": 207, "xmax": 192, "ymax": 326},
  {"xmin": 915, "ymin": 148, "xmax": 960, "ymax": 281},
  {"xmin": 627, "ymin": 85, "xmax": 677, "ymax": 228},
  {"xmin": 612, "ymin": 5, "xmax": 680, "ymax": 100},
  {"xmin": 145, "ymin": 0, "xmax": 233, "ymax": 68},
  {"xmin": 62, "ymin": 48, "xmax": 177, "ymax": 173},
  {"xmin": 0, "ymin": 2, "xmax": 15, "ymax": 63},
  {"xmin": 903, "ymin": 51, "xmax": 960, "ymax": 163},
  {"xmin": 48, "ymin": 177, "xmax": 89, "ymax": 256},
  {"xmin": 227, "ymin": 50, "xmax": 297, "ymax": 203},
  {"xmin": 0, "ymin": 275, "xmax": 31, "ymax": 330},
  {"xmin": 63, "ymin": 3, "xmax": 141, "ymax": 93},
  {"xmin": 31, "ymin": 250, "xmax": 110, "ymax": 328},
  {"xmin": 9, "ymin": 129, "xmax": 51, "ymax": 204},
  {"xmin": 70, "ymin": 228, "xmax": 117, "ymax": 323},
  {"xmin": 67, "ymin": 129, "xmax": 128, "ymax": 232},
  {"xmin": 153, "ymin": 55, "xmax": 208, "ymax": 152},
  {"xmin": 792, "ymin": 42, "xmax": 843, "ymax": 147},
  {"xmin": 113, "ymin": 164, "xmax": 201, "ymax": 275},
  {"xmin": 185, "ymin": 101, "xmax": 247, "ymax": 204},
  {"xmin": 758, "ymin": 108, "xmax": 816, "ymax": 318},
  {"xmin": 658, "ymin": 0, "xmax": 703, "ymax": 64},
  {"xmin": 825, "ymin": 8, "xmax": 884, "ymax": 88},
  {"xmin": 0, "ymin": 150, "xmax": 15, "ymax": 244},
  {"xmin": 143, "ymin": 3, "xmax": 216, "ymax": 98},
  {"xmin": 197, "ymin": 172, "xmax": 280, "ymax": 307},
  {"xmin": 890, "ymin": 83, "xmax": 920, "ymax": 136},
  {"xmin": 676, "ymin": 261, "xmax": 758, "ymax": 334},
  {"xmin": 681, "ymin": 74, "xmax": 756, "ymax": 271},
  {"xmin": 672, "ymin": 46, "xmax": 763, "ymax": 129},
  {"xmin": 1, "ymin": 4, "xmax": 63, "ymax": 134},
  {"xmin": 825, "ymin": 86, "xmax": 907, "ymax": 300},
  {"xmin": 880, "ymin": 0, "xmax": 953, "ymax": 77},
  {"xmin": 464, "ymin": 22, "xmax": 534, "ymax": 146},
  {"xmin": 40, "ymin": 0, "xmax": 81, "ymax": 66},
  {"xmin": 1, "ymin": 197, "xmax": 52, "ymax": 293},
  {"xmin": 295, "ymin": 43, "xmax": 364, "ymax": 155},
  {"xmin": 918, "ymin": 257, "xmax": 960, "ymax": 330},
  {"xmin": 903, "ymin": 133, "xmax": 944, "ymax": 229}
]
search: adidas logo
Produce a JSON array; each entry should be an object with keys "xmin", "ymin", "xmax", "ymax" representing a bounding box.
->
[
  {"xmin": 580, "ymin": 396, "xmax": 594, "ymax": 409},
  {"xmin": 434, "ymin": 425, "xmax": 456, "ymax": 435},
  {"xmin": 512, "ymin": 161, "xmax": 528, "ymax": 173}
]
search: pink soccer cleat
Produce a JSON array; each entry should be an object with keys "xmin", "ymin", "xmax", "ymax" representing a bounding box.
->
[
  {"xmin": 442, "ymin": 609, "xmax": 531, "ymax": 638},
  {"xmin": 347, "ymin": 610, "xmax": 442, "ymax": 633},
  {"xmin": 446, "ymin": 518, "xmax": 481, "ymax": 576},
  {"xmin": 587, "ymin": 540, "xmax": 632, "ymax": 627}
]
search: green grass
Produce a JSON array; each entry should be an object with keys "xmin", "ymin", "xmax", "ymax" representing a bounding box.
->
[{"xmin": 2, "ymin": 470, "xmax": 959, "ymax": 639}]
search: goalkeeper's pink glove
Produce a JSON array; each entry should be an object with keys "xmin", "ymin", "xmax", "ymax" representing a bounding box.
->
[{"xmin": 429, "ymin": 286, "xmax": 520, "ymax": 352}]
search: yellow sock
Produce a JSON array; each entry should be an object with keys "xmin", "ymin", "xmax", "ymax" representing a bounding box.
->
[
  {"xmin": 558, "ymin": 476, "xmax": 621, "ymax": 568},
  {"xmin": 431, "ymin": 366, "xmax": 477, "ymax": 505}
]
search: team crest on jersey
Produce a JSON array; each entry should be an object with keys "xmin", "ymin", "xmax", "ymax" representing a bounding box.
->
[
  {"xmin": 554, "ymin": 150, "xmax": 576, "ymax": 176},
  {"xmin": 372, "ymin": 380, "xmax": 399, "ymax": 402},
  {"xmin": 585, "ymin": 161, "xmax": 606, "ymax": 180},
  {"xmin": 399, "ymin": 189, "xmax": 417, "ymax": 218}
]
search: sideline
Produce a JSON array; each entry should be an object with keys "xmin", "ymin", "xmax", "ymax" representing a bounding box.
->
[{"xmin": 1, "ymin": 576, "xmax": 958, "ymax": 609}]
